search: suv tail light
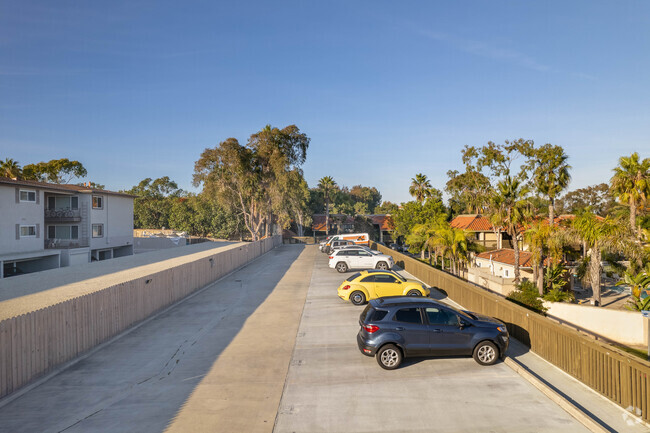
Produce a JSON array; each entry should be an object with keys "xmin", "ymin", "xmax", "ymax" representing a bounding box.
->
[
  {"xmin": 362, "ymin": 324, "xmax": 379, "ymax": 333},
  {"xmin": 328, "ymin": 256, "xmax": 334, "ymax": 259},
  {"xmin": 342, "ymin": 285, "xmax": 350, "ymax": 290}
]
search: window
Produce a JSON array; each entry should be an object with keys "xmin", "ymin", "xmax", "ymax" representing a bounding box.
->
[
  {"xmin": 394, "ymin": 308, "xmax": 422, "ymax": 324},
  {"xmin": 345, "ymin": 272, "xmax": 362, "ymax": 282},
  {"xmin": 92, "ymin": 195, "xmax": 103, "ymax": 209},
  {"xmin": 360, "ymin": 275, "xmax": 375, "ymax": 283},
  {"xmin": 20, "ymin": 225, "xmax": 36, "ymax": 237},
  {"xmin": 425, "ymin": 307, "xmax": 459, "ymax": 326},
  {"xmin": 360, "ymin": 307, "xmax": 388, "ymax": 322},
  {"xmin": 503, "ymin": 269, "xmax": 510, "ymax": 278},
  {"xmin": 19, "ymin": 190, "xmax": 36, "ymax": 202},
  {"xmin": 374, "ymin": 274, "xmax": 397, "ymax": 284},
  {"xmin": 358, "ymin": 251, "xmax": 371, "ymax": 257},
  {"xmin": 48, "ymin": 225, "xmax": 79, "ymax": 239},
  {"xmin": 47, "ymin": 196, "xmax": 79, "ymax": 210},
  {"xmin": 344, "ymin": 250, "xmax": 358, "ymax": 256},
  {"xmin": 92, "ymin": 223, "xmax": 104, "ymax": 238}
]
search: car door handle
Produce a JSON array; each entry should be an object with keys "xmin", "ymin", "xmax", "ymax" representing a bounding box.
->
[
  {"xmin": 395, "ymin": 327, "xmax": 405, "ymax": 331},
  {"xmin": 432, "ymin": 329, "xmax": 442, "ymax": 333}
]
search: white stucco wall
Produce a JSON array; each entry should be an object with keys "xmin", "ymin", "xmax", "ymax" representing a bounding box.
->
[
  {"xmin": 89, "ymin": 194, "xmax": 134, "ymax": 251},
  {"xmin": 0, "ymin": 184, "xmax": 44, "ymax": 254},
  {"xmin": 544, "ymin": 301, "xmax": 647, "ymax": 347}
]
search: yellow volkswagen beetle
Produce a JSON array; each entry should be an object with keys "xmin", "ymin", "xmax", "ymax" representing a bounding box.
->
[{"xmin": 337, "ymin": 270, "xmax": 430, "ymax": 305}]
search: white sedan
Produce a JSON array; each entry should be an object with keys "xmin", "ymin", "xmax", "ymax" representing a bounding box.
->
[{"xmin": 328, "ymin": 249, "xmax": 394, "ymax": 273}]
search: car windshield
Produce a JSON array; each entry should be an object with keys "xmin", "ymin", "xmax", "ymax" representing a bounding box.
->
[{"xmin": 444, "ymin": 303, "xmax": 475, "ymax": 320}]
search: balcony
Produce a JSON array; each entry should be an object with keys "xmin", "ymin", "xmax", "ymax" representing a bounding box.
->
[
  {"xmin": 44, "ymin": 208, "xmax": 82, "ymax": 223},
  {"xmin": 44, "ymin": 238, "xmax": 89, "ymax": 249}
]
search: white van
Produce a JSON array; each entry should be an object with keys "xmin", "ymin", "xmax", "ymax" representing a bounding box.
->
[{"xmin": 319, "ymin": 233, "xmax": 369, "ymax": 251}]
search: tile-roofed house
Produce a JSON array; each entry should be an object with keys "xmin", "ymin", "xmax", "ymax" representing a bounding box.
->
[
  {"xmin": 467, "ymin": 248, "xmax": 537, "ymax": 295},
  {"xmin": 450, "ymin": 214, "xmax": 514, "ymax": 250}
]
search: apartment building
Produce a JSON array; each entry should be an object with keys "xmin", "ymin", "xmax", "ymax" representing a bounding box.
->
[{"xmin": 0, "ymin": 177, "xmax": 134, "ymax": 278}]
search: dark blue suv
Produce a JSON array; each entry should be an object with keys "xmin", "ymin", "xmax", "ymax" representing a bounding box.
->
[{"xmin": 357, "ymin": 297, "xmax": 509, "ymax": 369}]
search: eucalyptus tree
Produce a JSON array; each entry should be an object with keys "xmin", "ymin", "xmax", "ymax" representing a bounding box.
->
[
  {"xmin": 194, "ymin": 125, "xmax": 309, "ymax": 241},
  {"xmin": 22, "ymin": 158, "xmax": 87, "ymax": 184},
  {"xmin": 318, "ymin": 176, "xmax": 337, "ymax": 236},
  {"xmin": 490, "ymin": 176, "xmax": 532, "ymax": 283},
  {"xmin": 409, "ymin": 173, "xmax": 432, "ymax": 203},
  {"xmin": 527, "ymin": 144, "xmax": 571, "ymax": 225},
  {"xmin": 610, "ymin": 152, "xmax": 650, "ymax": 239},
  {"xmin": 570, "ymin": 212, "xmax": 632, "ymax": 306}
]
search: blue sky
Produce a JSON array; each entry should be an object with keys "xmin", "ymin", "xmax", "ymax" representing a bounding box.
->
[{"xmin": 1, "ymin": 1, "xmax": 649, "ymax": 204}]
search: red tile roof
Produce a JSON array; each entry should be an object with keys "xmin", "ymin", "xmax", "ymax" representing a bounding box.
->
[
  {"xmin": 476, "ymin": 249, "xmax": 534, "ymax": 267},
  {"xmin": 450, "ymin": 214, "xmax": 495, "ymax": 232},
  {"xmin": 476, "ymin": 249, "xmax": 553, "ymax": 268}
]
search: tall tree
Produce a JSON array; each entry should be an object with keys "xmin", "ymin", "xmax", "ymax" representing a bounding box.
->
[
  {"xmin": 318, "ymin": 176, "xmax": 337, "ymax": 236},
  {"xmin": 556, "ymin": 183, "xmax": 616, "ymax": 216},
  {"xmin": 194, "ymin": 125, "xmax": 309, "ymax": 241},
  {"xmin": 409, "ymin": 173, "xmax": 432, "ymax": 203},
  {"xmin": 610, "ymin": 152, "xmax": 650, "ymax": 239},
  {"xmin": 490, "ymin": 176, "xmax": 532, "ymax": 283},
  {"xmin": 22, "ymin": 158, "xmax": 87, "ymax": 184},
  {"xmin": 445, "ymin": 168, "xmax": 491, "ymax": 215},
  {"xmin": 127, "ymin": 177, "xmax": 183, "ymax": 229},
  {"xmin": 527, "ymin": 144, "xmax": 571, "ymax": 225},
  {"xmin": 1, "ymin": 158, "xmax": 22, "ymax": 178},
  {"xmin": 571, "ymin": 212, "xmax": 632, "ymax": 306}
]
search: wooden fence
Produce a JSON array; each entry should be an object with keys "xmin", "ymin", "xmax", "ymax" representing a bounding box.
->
[
  {"xmin": 374, "ymin": 243, "xmax": 650, "ymax": 424},
  {"xmin": 0, "ymin": 236, "xmax": 281, "ymax": 399}
]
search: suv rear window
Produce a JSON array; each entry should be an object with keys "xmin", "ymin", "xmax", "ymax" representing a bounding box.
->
[
  {"xmin": 360, "ymin": 307, "xmax": 388, "ymax": 323},
  {"xmin": 345, "ymin": 272, "xmax": 361, "ymax": 282}
]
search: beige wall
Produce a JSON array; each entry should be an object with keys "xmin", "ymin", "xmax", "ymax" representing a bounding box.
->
[
  {"xmin": 467, "ymin": 268, "xmax": 517, "ymax": 296},
  {"xmin": 0, "ymin": 236, "xmax": 281, "ymax": 399},
  {"xmin": 543, "ymin": 301, "xmax": 647, "ymax": 347}
]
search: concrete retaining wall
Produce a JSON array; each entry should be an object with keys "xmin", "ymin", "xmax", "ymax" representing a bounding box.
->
[
  {"xmin": 543, "ymin": 301, "xmax": 647, "ymax": 347},
  {"xmin": 0, "ymin": 235, "xmax": 281, "ymax": 399}
]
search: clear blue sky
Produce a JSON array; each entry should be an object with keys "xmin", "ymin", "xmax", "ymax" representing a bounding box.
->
[{"xmin": 1, "ymin": 1, "xmax": 649, "ymax": 204}]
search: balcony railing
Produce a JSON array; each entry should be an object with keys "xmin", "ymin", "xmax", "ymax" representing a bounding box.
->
[
  {"xmin": 44, "ymin": 208, "xmax": 82, "ymax": 222},
  {"xmin": 44, "ymin": 238, "xmax": 89, "ymax": 249}
]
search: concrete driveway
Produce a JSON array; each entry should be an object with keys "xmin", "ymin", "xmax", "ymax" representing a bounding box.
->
[
  {"xmin": 0, "ymin": 245, "xmax": 589, "ymax": 432},
  {"xmin": 274, "ymin": 248, "xmax": 589, "ymax": 433}
]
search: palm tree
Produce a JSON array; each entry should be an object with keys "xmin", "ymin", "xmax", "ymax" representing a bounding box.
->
[
  {"xmin": 409, "ymin": 173, "xmax": 432, "ymax": 203},
  {"xmin": 530, "ymin": 144, "xmax": 571, "ymax": 226},
  {"xmin": 570, "ymin": 211, "xmax": 630, "ymax": 306},
  {"xmin": 1, "ymin": 158, "xmax": 22, "ymax": 179},
  {"xmin": 610, "ymin": 152, "xmax": 650, "ymax": 239},
  {"xmin": 318, "ymin": 176, "xmax": 337, "ymax": 236},
  {"xmin": 430, "ymin": 225, "xmax": 469, "ymax": 275},
  {"xmin": 524, "ymin": 220, "xmax": 565, "ymax": 295},
  {"xmin": 489, "ymin": 176, "xmax": 532, "ymax": 284}
]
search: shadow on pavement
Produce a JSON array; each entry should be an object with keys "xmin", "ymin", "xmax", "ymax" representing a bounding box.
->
[{"xmin": 0, "ymin": 245, "xmax": 305, "ymax": 433}]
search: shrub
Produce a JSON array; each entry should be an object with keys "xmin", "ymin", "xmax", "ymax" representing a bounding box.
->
[
  {"xmin": 543, "ymin": 288, "xmax": 574, "ymax": 303},
  {"xmin": 507, "ymin": 280, "xmax": 547, "ymax": 314}
]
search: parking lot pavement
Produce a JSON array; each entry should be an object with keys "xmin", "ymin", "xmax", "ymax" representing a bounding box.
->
[
  {"xmin": 0, "ymin": 245, "xmax": 315, "ymax": 433},
  {"xmin": 274, "ymin": 250, "xmax": 590, "ymax": 433}
]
